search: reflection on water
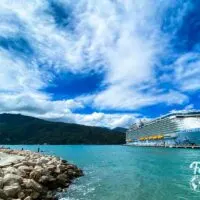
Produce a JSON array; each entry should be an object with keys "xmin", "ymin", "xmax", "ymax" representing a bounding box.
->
[{"xmin": 6, "ymin": 145, "xmax": 200, "ymax": 200}]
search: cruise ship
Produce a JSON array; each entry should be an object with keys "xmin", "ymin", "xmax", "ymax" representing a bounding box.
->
[{"xmin": 126, "ymin": 111, "xmax": 200, "ymax": 146}]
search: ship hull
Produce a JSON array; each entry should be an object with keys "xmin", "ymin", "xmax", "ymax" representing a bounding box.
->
[
  {"xmin": 176, "ymin": 128, "xmax": 200, "ymax": 145},
  {"xmin": 127, "ymin": 129, "xmax": 200, "ymax": 147}
]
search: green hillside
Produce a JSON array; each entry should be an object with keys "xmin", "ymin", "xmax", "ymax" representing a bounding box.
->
[{"xmin": 0, "ymin": 114, "xmax": 125, "ymax": 144}]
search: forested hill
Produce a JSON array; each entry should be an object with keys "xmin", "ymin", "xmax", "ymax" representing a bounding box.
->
[{"xmin": 0, "ymin": 114, "xmax": 125, "ymax": 144}]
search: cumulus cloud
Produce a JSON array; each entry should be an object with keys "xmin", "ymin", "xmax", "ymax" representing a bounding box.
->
[
  {"xmin": 0, "ymin": 0, "xmax": 198, "ymax": 127},
  {"xmin": 92, "ymin": 86, "xmax": 188, "ymax": 110},
  {"xmin": 0, "ymin": 48, "xmax": 46, "ymax": 92},
  {"xmin": 75, "ymin": 112, "xmax": 139, "ymax": 128},
  {"xmin": 39, "ymin": 112, "xmax": 139, "ymax": 129},
  {"xmin": 173, "ymin": 52, "xmax": 200, "ymax": 92},
  {"xmin": 184, "ymin": 104, "xmax": 194, "ymax": 110},
  {"xmin": 0, "ymin": 92, "xmax": 83, "ymax": 115}
]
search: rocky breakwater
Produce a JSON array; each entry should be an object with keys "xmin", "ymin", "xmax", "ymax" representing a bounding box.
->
[{"xmin": 0, "ymin": 149, "xmax": 83, "ymax": 200}]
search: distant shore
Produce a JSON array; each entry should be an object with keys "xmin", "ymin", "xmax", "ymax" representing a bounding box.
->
[{"xmin": 0, "ymin": 148, "xmax": 83, "ymax": 200}]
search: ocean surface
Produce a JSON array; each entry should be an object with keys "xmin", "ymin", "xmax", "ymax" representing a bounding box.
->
[{"xmin": 5, "ymin": 145, "xmax": 200, "ymax": 200}]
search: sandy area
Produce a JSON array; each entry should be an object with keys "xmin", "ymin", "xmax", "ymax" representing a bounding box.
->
[{"xmin": 0, "ymin": 152, "xmax": 24, "ymax": 167}]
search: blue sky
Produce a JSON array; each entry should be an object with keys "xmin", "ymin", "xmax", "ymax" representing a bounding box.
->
[{"xmin": 0, "ymin": 0, "xmax": 200, "ymax": 128}]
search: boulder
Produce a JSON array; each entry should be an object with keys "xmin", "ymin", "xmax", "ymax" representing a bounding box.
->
[
  {"xmin": 0, "ymin": 178, "xmax": 3, "ymax": 189},
  {"xmin": 18, "ymin": 165, "xmax": 33, "ymax": 172},
  {"xmin": 66, "ymin": 164, "xmax": 76, "ymax": 170},
  {"xmin": 38, "ymin": 175, "xmax": 49, "ymax": 185},
  {"xmin": 66, "ymin": 169, "xmax": 75, "ymax": 178},
  {"xmin": 0, "ymin": 189, "xmax": 7, "ymax": 199},
  {"xmin": 46, "ymin": 191, "xmax": 54, "ymax": 199},
  {"xmin": 18, "ymin": 191, "xmax": 25, "ymax": 199},
  {"xmin": 61, "ymin": 159, "xmax": 68, "ymax": 164},
  {"xmin": 47, "ymin": 165, "xmax": 56, "ymax": 172},
  {"xmin": 56, "ymin": 174, "xmax": 68, "ymax": 186},
  {"xmin": 3, "ymin": 167, "xmax": 18, "ymax": 175},
  {"xmin": 13, "ymin": 163, "xmax": 24, "ymax": 168},
  {"xmin": 59, "ymin": 165, "xmax": 67, "ymax": 173},
  {"xmin": 0, "ymin": 170, "xmax": 4, "ymax": 178},
  {"xmin": 54, "ymin": 166, "xmax": 61, "ymax": 174},
  {"xmin": 74, "ymin": 169, "xmax": 84, "ymax": 177},
  {"xmin": 23, "ymin": 189, "xmax": 33, "ymax": 197},
  {"xmin": 3, "ymin": 174, "xmax": 22, "ymax": 186},
  {"xmin": 34, "ymin": 166, "xmax": 45, "ymax": 174},
  {"xmin": 30, "ymin": 170, "xmax": 42, "ymax": 181},
  {"xmin": 30, "ymin": 191, "xmax": 40, "ymax": 199},
  {"xmin": 22, "ymin": 161, "xmax": 36, "ymax": 167},
  {"xmin": 23, "ymin": 179, "xmax": 43, "ymax": 192},
  {"xmin": 39, "ymin": 175, "xmax": 57, "ymax": 189},
  {"xmin": 36, "ymin": 157, "xmax": 49, "ymax": 165},
  {"xmin": 24, "ymin": 196, "xmax": 32, "ymax": 200},
  {"xmin": 3, "ymin": 184, "xmax": 21, "ymax": 198}
]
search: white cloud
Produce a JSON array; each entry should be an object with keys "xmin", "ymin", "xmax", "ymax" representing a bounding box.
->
[
  {"xmin": 184, "ymin": 104, "xmax": 194, "ymax": 110},
  {"xmin": 0, "ymin": 92, "xmax": 83, "ymax": 116},
  {"xmin": 173, "ymin": 52, "xmax": 200, "ymax": 92},
  {"xmin": 0, "ymin": 0, "xmax": 196, "ymax": 127},
  {"xmin": 0, "ymin": 48, "xmax": 46, "ymax": 93},
  {"xmin": 42, "ymin": 112, "xmax": 139, "ymax": 128},
  {"xmin": 90, "ymin": 86, "xmax": 188, "ymax": 110}
]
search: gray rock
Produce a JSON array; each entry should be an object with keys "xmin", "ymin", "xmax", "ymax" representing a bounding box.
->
[
  {"xmin": 0, "ymin": 189, "xmax": 7, "ymax": 199},
  {"xmin": 34, "ymin": 166, "xmax": 44, "ymax": 174},
  {"xmin": 10, "ymin": 199, "xmax": 20, "ymax": 200},
  {"xmin": 13, "ymin": 163, "xmax": 24, "ymax": 168},
  {"xmin": 23, "ymin": 188, "xmax": 33, "ymax": 197},
  {"xmin": 18, "ymin": 165, "xmax": 33, "ymax": 172},
  {"xmin": 0, "ymin": 170, "xmax": 4, "ymax": 178},
  {"xmin": 30, "ymin": 170, "xmax": 42, "ymax": 181},
  {"xmin": 30, "ymin": 191, "xmax": 40, "ymax": 199},
  {"xmin": 3, "ymin": 167, "xmax": 18, "ymax": 175},
  {"xmin": 56, "ymin": 174, "xmax": 68, "ymax": 186},
  {"xmin": 3, "ymin": 174, "xmax": 22, "ymax": 186},
  {"xmin": 3, "ymin": 184, "xmax": 21, "ymax": 198},
  {"xmin": 38, "ymin": 175, "xmax": 49, "ymax": 184},
  {"xmin": 54, "ymin": 166, "xmax": 61, "ymax": 174},
  {"xmin": 24, "ymin": 196, "xmax": 32, "ymax": 200},
  {"xmin": 0, "ymin": 178, "xmax": 3, "ymax": 189},
  {"xmin": 47, "ymin": 165, "xmax": 56, "ymax": 172},
  {"xmin": 23, "ymin": 179, "xmax": 42, "ymax": 192},
  {"xmin": 18, "ymin": 191, "xmax": 25, "ymax": 199},
  {"xmin": 46, "ymin": 191, "xmax": 53, "ymax": 199},
  {"xmin": 22, "ymin": 161, "xmax": 36, "ymax": 167}
]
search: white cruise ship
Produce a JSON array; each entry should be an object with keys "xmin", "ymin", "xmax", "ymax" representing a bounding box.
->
[{"xmin": 126, "ymin": 111, "xmax": 200, "ymax": 146}]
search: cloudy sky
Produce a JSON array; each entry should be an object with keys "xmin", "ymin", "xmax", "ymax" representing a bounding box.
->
[{"xmin": 0, "ymin": 0, "xmax": 200, "ymax": 128}]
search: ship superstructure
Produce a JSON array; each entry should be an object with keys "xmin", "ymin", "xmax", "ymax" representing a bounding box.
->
[{"xmin": 126, "ymin": 111, "xmax": 200, "ymax": 146}]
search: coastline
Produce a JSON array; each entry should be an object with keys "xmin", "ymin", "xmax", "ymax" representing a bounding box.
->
[{"xmin": 0, "ymin": 148, "xmax": 83, "ymax": 200}]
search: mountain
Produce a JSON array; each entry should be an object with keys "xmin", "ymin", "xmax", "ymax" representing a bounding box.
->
[
  {"xmin": 112, "ymin": 127, "xmax": 127, "ymax": 133},
  {"xmin": 0, "ymin": 114, "xmax": 125, "ymax": 144}
]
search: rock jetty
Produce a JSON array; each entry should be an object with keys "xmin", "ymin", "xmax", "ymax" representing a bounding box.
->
[{"xmin": 0, "ymin": 148, "xmax": 83, "ymax": 200}]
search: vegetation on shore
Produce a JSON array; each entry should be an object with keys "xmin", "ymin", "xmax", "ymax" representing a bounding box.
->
[{"xmin": 0, "ymin": 114, "xmax": 126, "ymax": 144}]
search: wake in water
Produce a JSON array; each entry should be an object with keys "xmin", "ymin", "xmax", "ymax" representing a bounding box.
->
[{"xmin": 57, "ymin": 168, "xmax": 101, "ymax": 200}]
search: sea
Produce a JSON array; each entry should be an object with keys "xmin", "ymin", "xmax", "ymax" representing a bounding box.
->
[{"xmin": 5, "ymin": 145, "xmax": 200, "ymax": 200}]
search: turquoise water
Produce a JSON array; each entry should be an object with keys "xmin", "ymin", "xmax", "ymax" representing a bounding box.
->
[{"xmin": 6, "ymin": 145, "xmax": 200, "ymax": 200}]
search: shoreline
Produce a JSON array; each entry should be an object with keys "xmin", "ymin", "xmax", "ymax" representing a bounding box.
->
[{"xmin": 0, "ymin": 148, "xmax": 83, "ymax": 200}]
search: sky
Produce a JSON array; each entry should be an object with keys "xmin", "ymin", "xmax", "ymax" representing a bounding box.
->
[{"xmin": 0, "ymin": 0, "xmax": 200, "ymax": 128}]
